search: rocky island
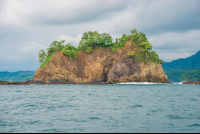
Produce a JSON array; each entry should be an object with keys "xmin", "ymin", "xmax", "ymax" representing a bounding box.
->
[{"xmin": 29, "ymin": 29, "xmax": 168, "ymax": 84}]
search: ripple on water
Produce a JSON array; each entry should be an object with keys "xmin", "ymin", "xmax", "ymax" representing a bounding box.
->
[
  {"xmin": 188, "ymin": 124, "xmax": 200, "ymax": 127},
  {"xmin": 41, "ymin": 129, "xmax": 69, "ymax": 133},
  {"xmin": 167, "ymin": 115, "xmax": 186, "ymax": 119},
  {"xmin": 87, "ymin": 93, "xmax": 92, "ymax": 95},
  {"xmin": 0, "ymin": 120, "xmax": 20, "ymax": 127},
  {"xmin": 1, "ymin": 84, "xmax": 200, "ymax": 133},
  {"xmin": 130, "ymin": 105, "xmax": 143, "ymax": 108},
  {"xmin": 24, "ymin": 120, "xmax": 42, "ymax": 125},
  {"xmin": 15, "ymin": 90, "xmax": 22, "ymax": 92},
  {"xmin": 72, "ymin": 119, "xmax": 87, "ymax": 122},
  {"xmin": 151, "ymin": 109, "xmax": 163, "ymax": 113},
  {"xmin": 24, "ymin": 104, "xmax": 35, "ymax": 107},
  {"xmin": 89, "ymin": 117, "xmax": 100, "ymax": 120},
  {"xmin": 188, "ymin": 98, "xmax": 198, "ymax": 101}
]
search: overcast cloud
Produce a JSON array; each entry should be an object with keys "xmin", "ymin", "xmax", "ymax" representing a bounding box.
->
[{"xmin": 0, "ymin": 0, "xmax": 199, "ymax": 71}]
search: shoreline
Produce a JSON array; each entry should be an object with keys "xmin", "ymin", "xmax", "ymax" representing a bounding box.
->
[
  {"xmin": 0, "ymin": 80, "xmax": 199, "ymax": 85},
  {"xmin": 0, "ymin": 80, "xmax": 109, "ymax": 85}
]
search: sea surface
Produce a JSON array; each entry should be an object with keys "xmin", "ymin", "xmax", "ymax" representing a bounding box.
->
[{"xmin": 0, "ymin": 83, "xmax": 200, "ymax": 133}]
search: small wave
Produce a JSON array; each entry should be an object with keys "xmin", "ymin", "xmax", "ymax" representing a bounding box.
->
[
  {"xmin": 188, "ymin": 98, "xmax": 198, "ymax": 101},
  {"xmin": 130, "ymin": 105, "xmax": 143, "ymax": 108},
  {"xmin": 25, "ymin": 120, "xmax": 41, "ymax": 125},
  {"xmin": 188, "ymin": 124, "xmax": 200, "ymax": 127},
  {"xmin": 73, "ymin": 119, "xmax": 87, "ymax": 122},
  {"xmin": 151, "ymin": 109, "xmax": 163, "ymax": 113},
  {"xmin": 89, "ymin": 117, "xmax": 100, "ymax": 120},
  {"xmin": 42, "ymin": 129, "xmax": 68, "ymax": 133},
  {"xmin": 116, "ymin": 82, "xmax": 165, "ymax": 84},
  {"xmin": 15, "ymin": 90, "xmax": 22, "ymax": 92},
  {"xmin": 0, "ymin": 121, "xmax": 20, "ymax": 127},
  {"xmin": 68, "ymin": 105, "xmax": 77, "ymax": 107},
  {"xmin": 167, "ymin": 115, "xmax": 185, "ymax": 119},
  {"xmin": 87, "ymin": 93, "xmax": 92, "ymax": 95},
  {"xmin": 172, "ymin": 82, "xmax": 183, "ymax": 84},
  {"xmin": 24, "ymin": 104, "xmax": 35, "ymax": 107}
]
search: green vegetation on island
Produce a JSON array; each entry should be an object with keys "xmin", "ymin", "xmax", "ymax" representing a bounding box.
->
[{"xmin": 38, "ymin": 29, "xmax": 164, "ymax": 69}]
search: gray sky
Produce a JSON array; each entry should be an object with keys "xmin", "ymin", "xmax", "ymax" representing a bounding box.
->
[{"xmin": 0, "ymin": 0, "xmax": 200, "ymax": 71}]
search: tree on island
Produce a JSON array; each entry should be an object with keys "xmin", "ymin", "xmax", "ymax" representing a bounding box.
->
[
  {"xmin": 38, "ymin": 29, "xmax": 164, "ymax": 69},
  {"xmin": 38, "ymin": 50, "xmax": 47, "ymax": 63}
]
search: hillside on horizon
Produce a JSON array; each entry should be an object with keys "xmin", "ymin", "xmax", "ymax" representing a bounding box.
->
[
  {"xmin": 163, "ymin": 50, "xmax": 200, "ymax": 82},
  {"xmin": 0, "ymin": 71, "xmax": 35, "ymax": 82},
  {"xmin": 163, "ymin": 50, "xmax": 200, "ymax": 70}
]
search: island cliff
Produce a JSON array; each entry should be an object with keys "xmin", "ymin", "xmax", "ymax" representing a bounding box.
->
[{"xmin": 31, "ymin": 40, "xmax": 168, "ymax": 84}]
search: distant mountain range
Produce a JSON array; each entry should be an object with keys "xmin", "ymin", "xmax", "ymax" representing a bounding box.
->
[
  {"xmin": 163, "ymin": 50, "xmax": 200, "ymax": 82},
  {"xmin": 0, "ymin": 71, "xmax": 35, "ymax": 82}
]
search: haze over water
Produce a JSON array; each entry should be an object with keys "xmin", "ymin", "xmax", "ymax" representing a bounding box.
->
[{"xmin": 0, "ymin": 84, "xmax": 200, "ymax": 133}]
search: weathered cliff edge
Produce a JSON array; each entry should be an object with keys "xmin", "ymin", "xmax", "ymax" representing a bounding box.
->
[{"xmin": 31, "ymin": 41, "xmax": 168, "ymax": 84}]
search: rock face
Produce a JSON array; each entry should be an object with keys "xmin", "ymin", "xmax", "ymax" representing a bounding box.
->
[
  {"xmin": 107, "ymin": 62, "xmax": 168, "ymax": 84},
  {"xmin": 31, "ymin": 41, "xmax": 168, "ymax": 84}
]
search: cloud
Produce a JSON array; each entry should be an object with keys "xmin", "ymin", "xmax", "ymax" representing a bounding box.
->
[
  {"xmin": 0, "ymin": 0, "xmax": 29, "ymax": 26},
  {"xmin": 55, "ymin": 34, "xmax": 82, "ymax": 47},
  {"xmin": 156, "ymin": 52, "xmax": 194, "ymax": 62},
  {"xmin": 0, "ymin": 0, "xmax": 130, "ymax": 26},
  {"xmin": 0, "ymin": 52, "xmax": 21, "ymax": 63},
  {"xmin": 148, "ymin": 30, "xmax": 200, "ymax": 61},
  {"xmin": 1, "ymin": 0, "xmax": 199, "ymax": 34},
  {"xmin": 107, "ymin": 0, "xmax": 200, "ymax": 35},
  {"xmin": 0, "ymin": 0, "xmax": 199, "ymax": 71},
  {"xmin": 148, "ymin": 30, "xmax": 200, "ymax": 51},
  {"xmin": 20, "ymin": 42, "xmax": 47, "ymax": 53}
]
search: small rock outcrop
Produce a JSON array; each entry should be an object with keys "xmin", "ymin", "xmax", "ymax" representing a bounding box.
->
[
  {"xmin": 0, "ymin": 81, "xmax": 30, "ymax": 85},
  {"xmin": 183, "ymin": 79, "xmax": 200, "ymax": 85},
  {"xmin": 31, "ymin": 41, "xmax": 168, "ymax": 84}
]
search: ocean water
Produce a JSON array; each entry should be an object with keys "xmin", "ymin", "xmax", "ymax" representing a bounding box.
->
[{"xmin": 0, "ymin": 83, "xmax": 200, "ymax": 133}]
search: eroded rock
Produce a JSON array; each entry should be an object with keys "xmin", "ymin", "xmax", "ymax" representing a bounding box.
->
[{"xmin": 32, "ymin": 41, "xmax": 168, "ymax": 84}]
